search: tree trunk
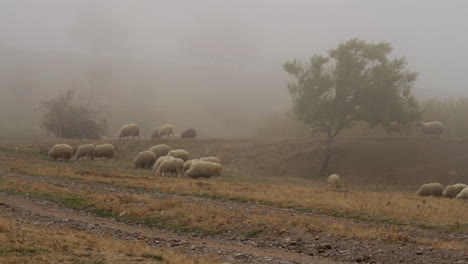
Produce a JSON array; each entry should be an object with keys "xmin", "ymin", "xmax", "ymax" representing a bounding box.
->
[{"xmin": 320, "ymin": 134, "xmax": 334, "ymax": 176}]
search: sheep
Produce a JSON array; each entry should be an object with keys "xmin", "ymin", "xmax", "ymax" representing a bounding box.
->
[
  {"xmin": 118, "ymin": 124, "xmax": 140, "ymax": 140},
  {"xmin": 185, "ymin": 161, "xmax": 222, "ymax": 179},
  {"xmin": 455, "ymin": 187, "xmax": 468, "ymax": 199},
  {"xmin": 153, "ymin": 156, "xmax": 173, "ymax": 173},
  {"xmin": 326, "ymin": 174, "xmax": 342, "ymax": 189},
  {"xmin": 442, "ymin": 183, "xmax": 468, "ymax": 198},
  {"xmin": 168, "ymin": 149, "xmax": 190, "ymax": 161},
  {"xmin": 384, "ymin": 121, "xmax": 403, "ymax": 135},
  {"xmin": 417, "ymin": 121, "xmax": 444, "ymax": 136},
  {"xmin": 200, "ymin": 156, "xmax": 221, "ymax": 164},
  {"xmin": 151, "ymin": 128, "xmax": 161, "ymax": 139},
  {"xmin": 134, "ymin": 151, "xmax": 157, "ymax": 169},
  {"xmin": 180, "ymin": 128, "xmax": 196, "ymax": 139},
  {"xmin": 183, "ymin": 159, "xmax": 201, "ymax": 173},
  {"xmin": 156, "ymin": 158, "xmax": 184, "ymax": 177},
  {"xmin": 149, "ymin": 144, "xmax": 170, "ymax": 159},
  {"xmin": 75, "ymin": 144, "xmax": 95, "ymax": 160},
  {"xmin": 94, "ymin": 144, "xmax": 115, "ymax": 159},
  {"xmin": 48, "ymin": 144, "xmax": 73, "ymax": 161},
  {"xmin": 416, "ymin": 183, "xmax": 444, "ymax": 197},
  {"xmin": 158, "ymin": 124, "xmax": 175, "ymax": 138}
]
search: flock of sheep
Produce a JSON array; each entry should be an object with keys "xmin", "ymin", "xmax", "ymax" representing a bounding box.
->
[
  {"xmin": 118, "ymin": 124, "xmax": 197, "ymax": 140},
  {"xmin": 47, "ymin": 123, "xmax": 221, "ymax": 179},
  {"xmin": 327, "ymin": 174, "xmax": 468, "ymax": 200}
]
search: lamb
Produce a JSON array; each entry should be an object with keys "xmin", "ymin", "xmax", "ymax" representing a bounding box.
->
[
  {"xmin": 94, "ymin": 144, "xmax": 115, "ymax": 159},
  {"xmin": 48, "ymin": 144, "xmax": 73, "ymax": 161},
  {"xmin": 149, "ymin": 144, "xmax": 170, "ymax": 159},
  {"xmin": 442, "ymin": 183, "xmax": 468, "ymax": 198},
  {"xmin": 153, "ymin": 156, "xmax": 173, "ymax": 173},
  {"xmin": 156, "ymin": 158, "xmax": 184, "ymax": 177},
  {"xmin": 183, "ymin": 159, "xmax": 201, "ymax": 173},
  {"xmin": 134, "ymin": 151, "xmax": 157, "ymax": 169},
  {"xmin": 168, "ymin": 149, "xmax": 190, "ymax": 161},
  {"xmin": 327, "ymin": 174, "xmax": 342, "ymax": 189},
  {"xmin": 416, "ymin": 183, "xmax": 444, "ymax": 197},
  {"xmin": 75, "ymin": 144, "xmax": 95, "ymax": 160},
  {"xmin": 158, "ymin": 124, "xmax": 175, "ymax": 138},
  {"xmin": 118, "ymin": 124, "xmax": 140, "ymax": 140},
  {"xmin": 185, "ymin": 161, "xmax": 222, "ymax": 179},
  {"xmin": 180, "ymin": 128, "xmax": 196, "ymax": 139},
  {"xmin": 200, "ymin": 156, "xmax": 221, "ymax": 164},
  {"xmin": 455, "ymin": 187, "xmax": 468, "ymax": 199},
  {"xmin": 418, "ymin": 121, "xmax": 444, "ymax": 136}
]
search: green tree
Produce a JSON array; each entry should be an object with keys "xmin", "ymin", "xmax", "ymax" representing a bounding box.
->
[{"xmin": 284, "ymin": 38, "xmax": 420, "ymax": 175}]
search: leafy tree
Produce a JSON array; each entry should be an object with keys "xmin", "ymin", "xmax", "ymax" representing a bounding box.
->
[
  {"xmin": 39, "ymin": 89, "xmax": 108, "ymax": 139},
  {"xmin": 284, "ymin": 38, "xmax": 420, "ymax": 175}
]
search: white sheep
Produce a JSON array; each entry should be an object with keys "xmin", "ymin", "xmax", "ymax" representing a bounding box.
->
[
  {"xmin": 200, "ymin": 156, "xmax": 221, "ymax": 164},
  {"xmin": 75, "ymin": 144, "xmax": 95, "ymax": 160},
  {"xmin": 416, "ymin": 183, "xmax": 444, "ymax": 197},
  {"xmin": 151, "ymin": 128, "xmax": 160, "ymax": 139},
  {"xmin": 153, "ymin": 156, "xmax": 174, "ymax": 173},
  {"xmin": 185, "ymin": 161, "xmax": 222, "ymax": 179},
  {"xmin": 94, "ymin": 144, "xmax": 115, "ymax": 159},
  {"xmin": 134, "ymin": 151, "xmax": 157, "ymax": 169},
  {"xmin": 417, "ymin": 121, "xmax": 443, "ymax": 136},
  {"xmin": 149, "ymin": 144, "xmax": 170, "ymax": 159},
  {"xmin": 455, "ymin": 187, "xmax": 468, "ymax": 199},
  {"xmin": 118, "ymin": 124, "xmax": 140, "ymax": 140},
  {"xmin": 156, "ymin": 158, "xmax": 184, "ymax": 177},
  {"xmin": 183, "ymin": 159, "xmax": 201, "ymax": 173},
  {"xmin": 168, "ymin": 149, "xmax": 190, "ymax": 161},
  {"xmin": 442, "ymin": 183, "xmax": 468, "ymax": 198},
  {"xmin": 158, "ymin": 124, "xmax": 175, "ymax": 138},
  {"xmin": 48, "ymin": 144, "xmax": 73, "ymax": 161},
  {"xmin": 327, "ymin": 174, "xmax": 342, "ymax": 189}
]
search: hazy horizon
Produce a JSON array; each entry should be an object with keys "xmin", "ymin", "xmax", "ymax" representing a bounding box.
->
[{"xmin": 1, "ymin": 1, "xmax": 467, "ymax": 137}]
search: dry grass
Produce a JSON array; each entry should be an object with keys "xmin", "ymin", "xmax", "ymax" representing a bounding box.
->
[
  {"xmin": 0, "ymin": 215, "xmax": 217, "ymax": 264},
  {"xmin": 0, "ymin": 178, "xmax": 466, "ymax": 252},
  {"xmin": 0, "ymin": 151, "xmax": 467, "ymax": 231}
]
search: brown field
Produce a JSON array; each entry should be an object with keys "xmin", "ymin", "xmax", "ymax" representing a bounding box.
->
[{"xmin": 0, "ymin": 137, "xmax": 466, "ymax": 263}]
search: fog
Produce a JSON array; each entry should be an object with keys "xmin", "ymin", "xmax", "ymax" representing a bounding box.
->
[{"xmin": 1, "ymin": 0, "xmax": 468, "ymax": 137}]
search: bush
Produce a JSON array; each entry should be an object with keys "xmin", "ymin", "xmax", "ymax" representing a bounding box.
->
[{"xmin": 39, "ymin": 89, "xmax": 108, "ymax": 139}]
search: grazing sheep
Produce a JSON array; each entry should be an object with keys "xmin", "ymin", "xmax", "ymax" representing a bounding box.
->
[
  {"xmin": 326, "ymin": 174, "xmax": 342, "ymax": 189},
  {"xmin": 151, "ymin": 128, "xmax": 160, "ymax": 139},
  {"xmin": 118, "ymin": 124, "xmax": 140, "ymax": 140},
  {"xmin": 156, "ymin": 158, "xmax": 184, "ymax": 177},
  {"xmin": 200, "ymin": 156, "xmax": 221, "ymax": 164},
  {"xmin": 149, "ymin": 144, "xmax": 170, "ymax": 159},
  {"xmin": 134, "ymin": 151, "xmax": 157, "ymax": 169},
  {"xmin": 185, "ymin": 161, "xmax": 222, "ymax": 179},
  {"xmin": 48, "ymin": 144, "xmax": 73, "ymax": 161},
  {"xmin": 384, "ymin": 121, "xmax": 403, "ymax": 134},
  {"xmin": 417, "ymin": 121, "xmax": 444, "ymax": 136},
  {"xmin": 183, "ymin": 159, "xmax": 201, "ymax": 173},
  {"xmin": 94, "ymin": 144, "xmax": 115, "ymax": 159},
  {"xmin": 168, "ymin": 149, "xmax": 190, "ymax": 161},
  {"xmin": 416, "ymin": 183, "xmax": 444, "ymax": 197},
  {"xmin": 75, "ymin": 144, "xmax": 95, "ymax": 160},
  {"xmin": 442, "ymin": 183, "xmax": 468, "ymax": 198},
  {"xmin": 455, "ymin": 187, "xmax": 468, "ymax": 199},
  {"xmin": 180, "ymin": 128, "xmax": 197, "ymax": 139},
  {"xmin": 153, "ymin": 156, "xmax": 173, "ymax": 173},
  {"xmin": 158, "ymin": 124, "xmax": 174, "ymax": 138}
]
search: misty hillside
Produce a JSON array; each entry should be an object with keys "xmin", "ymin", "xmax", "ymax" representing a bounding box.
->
[{"xmin": 0, "ymin": 46, "xmax": 290, "ymax": 138}]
